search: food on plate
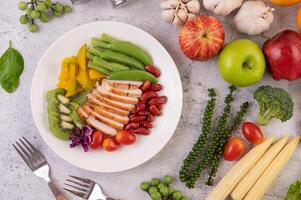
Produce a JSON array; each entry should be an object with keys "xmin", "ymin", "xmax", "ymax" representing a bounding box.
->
[
  {"xmin": 203, "ymin": 0, "xmax": 243, "ymax": 16},
  {"xmin": 179, "ymin": 16, "xmax": 225, "ymax": 61},
  {"xmin": 160, "ymin": 0, "xmax": 200, "ymax": 26},
  {"xmin": 140, "ymin": 175, "xmax": 190, "ymax": 200},
  {"xmin": 263, "ymin": 30, "xmax": 301, "ymax": 81},
  {"xmin": 269, "ymin": 0, "xmax": 301, "ymax": 6},
  {"xmin": 244, "ymin": 136, "xmax": 300, "ymax": 200},
  {"xmin": 223, "ymin": 137, "xmax": 246, "ymax": 161},
  {"xmin": 242, "ymin": 122, "xmax": 264, "ymax": 144},
  {"xmin": 18, "ymin": 0, "xmax": 72, "ymax": 32},
  {"xmin": 254, "ymin": 85, "xmax": 294, "ymax": 125},
  {"xmin": 284, "ymin": 180, "xmax": 301, "ymax": 200},
  {"xmin": 46, "ymin": 34, "xmax": 167, "ymax": 152},
  {"xmin": 0, "ymin": 41, "xmax": 24, "ymax": 93},
  {"xmin": 179, "ymin": 86, "xmax": 249, "ymax": 187},
  {"xmin": 234, "ymin": 1, "xmax": 274, "ymax": 35},
  {"xmin": 231, "ymin": 136, "xmax": 288, "ymax": 200},
  {"xmin": 205, "ymin": 137, "xmax": 275, "ymax": 200},
  {"xmin": 297, "ymin": 7, "xmax": 301, "ymax": 31},
  {"xmin": 218, "ymin": 39, "xmax": 266, "ymax": 87},
  {"xmin": 91, "ymin": 33, "xmax": 152, "ymax": 65},
  {"xmin": 108, "ymin": 70, "xmax": 158, "ymax": 83}
]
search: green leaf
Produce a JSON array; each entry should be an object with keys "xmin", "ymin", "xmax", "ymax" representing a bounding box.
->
[
  {"xmin": 284, "ymin": 180, "xmax": 301, "ymax": 200},
  {"xmin": 0, "ymin": 41, "xmax": 24, "ymax": 93}
]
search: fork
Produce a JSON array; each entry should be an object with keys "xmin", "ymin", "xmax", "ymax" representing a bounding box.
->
[
  {"xmin": 13, "ymin": 137, "xmax": 68, "ymax": 200},
  {"xmin": 64, "ymin": 175, "xmax": 117, "ymax": 200}
]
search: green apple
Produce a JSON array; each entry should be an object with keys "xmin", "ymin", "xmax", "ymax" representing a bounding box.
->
[{"xmin": 218, "ymin": 39, "xmax": 266, "ymax": 87}]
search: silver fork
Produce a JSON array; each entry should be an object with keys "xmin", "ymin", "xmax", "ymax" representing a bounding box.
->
[
  {"xmin": 13, "ymin": 137, "xmax": 68, "ymax": 200},
  {"xmin": 64, "ymin": 175, "xmax": 117, "ymax": 200}
]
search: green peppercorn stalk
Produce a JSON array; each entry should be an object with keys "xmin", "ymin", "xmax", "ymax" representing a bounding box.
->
[
  {"xmin": 179, "ymin": 88, "xmax": 217, "ymax": 183},
  {"xmin": 206, "ymin": 102, "xmax": 250, "ymax": 186},
  {"xmin": 18, "ymin": 0, "xmax": 72, "ymax": 32},
  {"xmin": 185, "ymin": 86, "xmax": 236, "ymax": 188}
]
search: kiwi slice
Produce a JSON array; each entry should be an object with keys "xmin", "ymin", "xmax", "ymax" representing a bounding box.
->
[
  {"xmin": 47, "ymin": 98, "xmax": 59, "ymax": 113},
  {"xmin": 59, "ymin": 103, "xmax": 71, "ymax": 115},
  {"xmin": 60, "ymin": 114, "xmax": 73, "ymax": 122},
  {"xmin": 57, "ymin": 94, "xmax": 70, "ymax": 105},
  {"xmin": 69, "ymin": 102, "xmax": 80, "ymax": 111},
  {"xmin": 71, "ymin": 90, "xmax": 90, "ymax": 105},
  {"xmin": 69, "ymin": 111, "xmax": 86, "ymax": 128},
  {"xmin": 48, "ymin": 114, "xmax": 72, "ymax": 140},
  {"xmin": 46, "ymin": 89, "xmax": 66, "ymax": 103}
]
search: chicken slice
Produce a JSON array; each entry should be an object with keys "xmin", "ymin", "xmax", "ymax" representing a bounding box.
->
[
  {"xmin": 103, "ymin": 79, "xmax": 143, "ymax": 90},
  {"xmin": 93, "ymin": 105, "xmax": 129, "ymax": 124},
  {"xmin": 77, "ymin": 107, "xmax": 89, "ymax": 119},
  {"xmin": 102, "ymin": 80, "xmax": 142, "ymax": 97},
  {"xmin": 86, "ymin": 116, "xmax": 117, "ymax": 136}
]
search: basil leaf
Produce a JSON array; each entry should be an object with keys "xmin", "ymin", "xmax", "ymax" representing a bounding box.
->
[{"xmin": 0, "ymin": 41, "xmax": 24, "ymax": 93}]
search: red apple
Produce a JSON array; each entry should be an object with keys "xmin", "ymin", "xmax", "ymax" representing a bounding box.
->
[
  {"xmin": 263, "ymin": 29, "xmax": 301, "ymax": 81},
  {"xmin": 179, "ymin": 16, "xmax": 225, "ymax": 61}
]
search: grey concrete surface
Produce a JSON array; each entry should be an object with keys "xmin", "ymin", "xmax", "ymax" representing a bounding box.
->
[{"xmin": 0, "ymin": 0, "xmax": 300, "ymax": 199}]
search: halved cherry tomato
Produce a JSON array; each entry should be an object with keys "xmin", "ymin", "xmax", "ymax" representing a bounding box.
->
[
  {"xmin": 223, "ymin": 137, "xmax": 246, "ymax": 161},
  {"xmin": 102, "ymin": 138, "xmax": 120, "ymax": 152},
  {"xmin": 242, "ymin": 122, "xmax": 264, "ymax": 144},
  {"xmin": 90, "ymin": 131, "xmax": 104, "ymax": 149},
  {"xmin": 115, "ymin": 130, "xmax": 136, "ymax": 145}
]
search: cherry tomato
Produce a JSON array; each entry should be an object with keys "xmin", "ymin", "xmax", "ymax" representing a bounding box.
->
[
  {"xmin": 223, "ymin": 137, "xmax": 246, "ymax": 161},
  {"xmin": 102, "ymin": 138, "xmax": 120, "ymax": 152},
  {"xmin": 115, "ymin": 130, "xmax": 136, "ymax": 145},
  {"xmin": 90, "ymin": 131, "xmax": 104, "ymax": 149},
  {"xmin": 242, "ymin": 122, "xmax": 264, "ymax": 144}
]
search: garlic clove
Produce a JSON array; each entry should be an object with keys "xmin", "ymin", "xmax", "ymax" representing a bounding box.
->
[
  {"xmin": 161, "ymin": 9, "xmax": 176, "ymax": 23},
  {"xmin": 186, "ymin": 0, "xmax": 200, "ymax": 14},
  {"xmin": 160, "ymin": 0, "xmax": 179, "ymax": 9},
  {"xmin": 172, "ymin": 14, "xmax": 183, "ymax": 26},
  {"xmin": 177, "ymin": 8, "xmax": 188, "ymax": 23},
  {"xmin": 187, "ymin": 13, "xmax": 196, "ymax": 21}
]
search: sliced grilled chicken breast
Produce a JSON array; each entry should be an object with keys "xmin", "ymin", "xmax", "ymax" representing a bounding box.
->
[
  {"xmin": 103, "ymin": 79, "xmax": 143, "ymax": 90},
  {"xmin": 77, "ymin": 107, "xmax": 89, "ymax": 119},
  {"xmin": 86, "ymin": 116, "xmax": 117, "ymax": 136},
  {"xmin": 82, "ymin": 103, "xmax": 124, "ymax": 130},
  {"xmin": 91, "ymin": 90, "xmax": 134, "ymax": 111},
  {"xmin": 102, "ymin": 79, "xmax": 142, "ymax": 97},
  {"xmin": 87, "ymin": 94, "xmax": 130, "ymax": 116},
  {"xmin": 96, "ymin": 85, "xmax": 139, "ymax": 104},
  {"xmin": 93, "ymin": 105, "xmax": 129, "ymax": 124}
]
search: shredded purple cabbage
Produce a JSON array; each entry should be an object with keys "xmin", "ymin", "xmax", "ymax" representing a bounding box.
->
[{"xmin": 69, "ymin": 125, "xmax": 93, "ymax": 152}]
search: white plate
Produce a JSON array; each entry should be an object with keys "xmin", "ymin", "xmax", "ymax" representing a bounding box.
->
[{"xmin": 31, "ymin": 21, "xmax": 183, "ymax": 173}]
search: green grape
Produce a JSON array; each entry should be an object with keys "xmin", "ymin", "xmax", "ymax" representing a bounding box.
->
[
  {"xmin": 150, "ymin": 192, "xmax": 161, "ymax": 200},
  {"xmin": 44, "ymin": 0, "xmax": 52, "ymax": 8},
  {"xmin": 26, "ymin": 7, "xmax": 33, "ymax": 15},
  {"xmin": 172, "ymin": 191, "xmax": 183, "ymax": 200},
  {"xmin": 54, "ymin": 3, "xmax": 64, "ymax": 12},
  {"xmin": 39, "ymin": 13, "xmax": 49, "ymax": 23},
  {"xmin": 140, "ymin": 182, "xmax": 149, "ymax": 191},
  {"xmin": 157, "ymin": 183, "xmax": 166, "ymax": 189},
  {"xmin": 169, "ymin": 188, "xmax": 175, "ymax": 195},
  {"xmin": 18, "ymin": 1, "xmax": 28, "ymax": 10},
  {"xmin": 63, "ymin": 5, "xmax": 72, "ymax": 13},
  {"xmin": 19, "ymin": 15, "xmax": 29, "ymax": 24},
  {"xmin": 30, "ymin": 10, "xmax": 40, "ymax": 19},
  {"xmin": 181, "ymin": 196, "xmax": 189, "ymax": 200},
  {"xmin": 53, "ymin": 11, "xmax": 62, "ymax": 17},
  {"xmin": 37, "ymin": 3, "xmax": 47, "ymax": 11},
  {"xmin": 150, "ymin": 178, "xmax": 160, "ymax": 186},
  {"xmin": 148, "ymin": 186, "xmax": 158, "ymax": 194},
  {"xmin": 28, "ymin": 24, "xmax": 38, "ymax": 32},
  {"xmin": 159, "ymin": 186, "xmax": 169, "ymax": 197},
  {"xmin": 163, "ymin": 175, "xmax": 173, "ymax": 185}
]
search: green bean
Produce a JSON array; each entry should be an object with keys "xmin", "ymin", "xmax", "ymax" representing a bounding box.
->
[
  {"xmin": 93, "ymin": 57, "xmax": 129, "ymax": 71},
  {"xmin": 88, "ymin": 61, "xmax": 111, "ymax": 75},
  {"xmin": 88, "ymin": 47, "xmax": 144, "ymax": 70},
  {"xmin": 86, "ymin": 52, "xmax": 96, "ymax": 61},
  {"xmin": 92, "ymin": 34, "xmax": 153, "ymax": 65}
]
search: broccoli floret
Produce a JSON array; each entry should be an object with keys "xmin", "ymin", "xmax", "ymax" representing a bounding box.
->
[{"xmin": 254, "ymin": 85, "xmax": 294, "ymax": 125}]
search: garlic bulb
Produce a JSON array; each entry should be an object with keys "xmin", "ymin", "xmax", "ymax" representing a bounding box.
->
[
  {"xmin": 160, "ymin": 0, "xmax": 201, "ymax": 26},
  {"xmin": 203, "ymin": 0, "xmax": 243, "ymax": 16},
  {"xmin": 234, "ymin": 1, "xmax": 274, "ymax": 35}
]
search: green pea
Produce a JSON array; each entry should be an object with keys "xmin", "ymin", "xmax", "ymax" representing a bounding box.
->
[
  {"xmin": 37, "ymin": 3, "xmax": 46, "ymax": 11},
  {"xmin": 30, "ymin": 10, "xmax": 40, "ymax": 19},
  {"xmin": 181, "ymin": 196, "xmax": 189, "ymax": 200},
  {"xmin": 63, "ymin": 5, "xmax": 72, "ymax": 13},
  {"xmin": 28, "ymin": 24, "xmax": 38, "ymax": 32},
  {"xmin": 150, "ymin": 192, "xmax": 161, "ymax": 200},
  {"xmin": 39, "ymin": 13, "xmax": 49, "ymax": 23},
  {"xmin": 159, "ymin": 186, "xmax": 169, "ymax": 197},
  {"xmin": 148, "ymin": 186, "xmax": 158, "ymax": 194},
  {"xmin": 157, "ymin": 183, "xmax": 166, "ymax": 189},
  {"xmin": 150, "ymin": 178, "xmax": 160, "ymax": 186},
  {"xmin": 54, "ymin": 3, "xmax": 64, "ymax": 12},
  {"xmin": 163, "ymin": 175, "xmax": 173, "ymax": 185},
  {"xmin": 19, "ymin": 15, "xmax": 29, "ymax": 24},
  {"xmin": 140, "ymin": 182, "xmax": 149, "ymax": 191},
  {"xmin": 53, "ymin": 11, "xmax": 62, "ymax": 17},
  {"xmin": 18, "ymin": 1, "xmax": 28, "ymax": 10},
  {"xmin": 172, "ymin": 191, "xmax": 183, "ymax": 200},
  {"xmin": 26, "ymin": 7, "xmax": 33, "ymax": 15}
]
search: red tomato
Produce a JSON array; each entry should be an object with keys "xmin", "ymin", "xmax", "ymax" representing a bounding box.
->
[
  {"xmin": 223, "ymin": 137, "xmax": 246, "ymax": 161},
  {"xmin": 90, "ymin": 131, "xmax": 104, "ymax": 149},
  {"xmin": 102, "ymin": 138, "xmax": 120, "ymax": 152},
  {"xmin": 115, "ymin": 130, "xmax": 136, "ymax": 145},
  {"xmin": 242, "ymin": 122, "xmax": 264, "ymax": 144}
]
